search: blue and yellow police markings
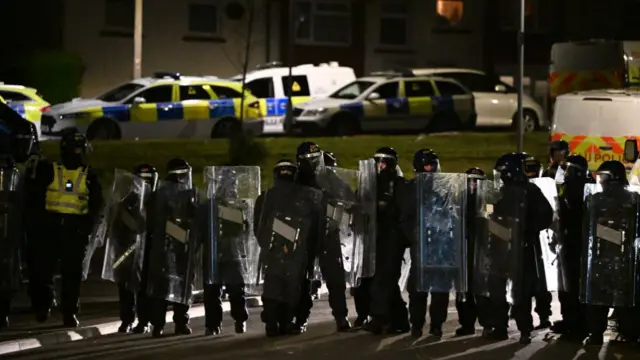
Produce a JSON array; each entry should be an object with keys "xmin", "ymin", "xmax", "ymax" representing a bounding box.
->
[
  {"xmin": 262, "ymin": 97, "xmax": 312, "ymax": 116},
  {"xmin": 93, "ymin": 99, "xmax": 237, "ymax": 122},
  {"xmin": 338, "ymin": 95, "xmax": 453, "ymax": 118}
]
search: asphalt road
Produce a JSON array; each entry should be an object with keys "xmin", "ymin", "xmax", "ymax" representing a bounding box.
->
[{"xmin": 5, "ymin": 299, "xmax": 639, "ymax": 360}]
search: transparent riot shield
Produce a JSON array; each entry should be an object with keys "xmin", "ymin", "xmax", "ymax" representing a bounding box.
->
[
  {"xmin": 414, "ymin": 172, "xmax": 467, "ymax": 293},
  {"xmin": 530, "ymin": 177, "xmax": 559, "ymax": 292},
  {"xmin": 203, "ymin": 166, "xmax": 260, "ymax": 293},
  {"xmin": 356, "ymin": 159, "xmax": 376, "ymax": 279},
  {"xmin": 580, "ymin": 183, "xmax": 640, "ymax": 307},
  {"xmin": 0, "ymin": 166, "xmax": 23, "ymax": 294},
  {"xmin": 146, "ymin": 181, "xmax": 205, "ymax": 305},
  {"xmin": 253, "ymin": 184, "xmax": 324, "ymax": 306},
  {"xmin": 315, "ymin": 166, "xmax": 361, "ymax": 288},
  {"xmin": 473, "ymin": 180, "xmax": 527, "ymax": 303},
  {"xmin": 100, "ymin": 170, "xmax": 151, "ymax": 292}
]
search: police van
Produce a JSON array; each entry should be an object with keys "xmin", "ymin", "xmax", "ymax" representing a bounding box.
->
[
  {"xmin": 551, "ymin": 89, "xmax": 640, "ymax": 170},
  {"xmin": 230, "ymin": 61, "xmax": 356, "ymax": 134}
]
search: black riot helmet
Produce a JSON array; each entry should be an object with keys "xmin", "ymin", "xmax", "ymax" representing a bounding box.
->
[
  {"xmin": 133, "ymin": 163, "xmax": 159, "ymax": 191},
  {"xmin": 413, "ymin": 148, "xmax": 439, "ymax": 173},
  {"xmin": 296, "ymin": 141, "xmax": 323, "ymax": 174},
  {"xmin": 523, "ymin": 154, "xmax": 542, "ymax": 179},
  {"xmin": 165, "ymin": 158, "xmax": 193, "ymax": 189},
  {"xmin": 373, "ymin": 147, "xmax": 398, "ymax": 174},
  {"xmin": 563, "ymin": 154, "xmax": 589, "ymax": 182},
  {"xmin": 596, "ymin": 160, "xmax": 627, "ymax": 186},
  {"xmin": 60, "ymin": 131, "xmax": 90, "ymax": 167},
  {"xmin": 465, "ymin": 167, "xmax": 486, "ymax": 193},
  {"xmin": 273, "ymin": 159, "xmax": 297, "ymax": 183},
  {"xmin": 323, "ymin": 152, "xmax": 337, "ymax": 167},
  {"xmin": 494, "ymin": 152, "xmax": 528, "ymax": 183},
  {"xmin": 549, "ymin": 140, "xmax": 570, "ymax": 163}
]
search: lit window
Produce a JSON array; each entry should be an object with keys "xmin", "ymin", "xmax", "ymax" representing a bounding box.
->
[{"xmin": 436, "ymin": 0, "xmax": 464, "ymax": 27}]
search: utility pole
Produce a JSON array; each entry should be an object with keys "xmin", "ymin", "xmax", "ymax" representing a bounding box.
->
[
  {"xmin": 516, "ymin": 0, "xmax": 525, "ymax": 152},
  {"xmin": 284, "ymin": 0, "xmax": 296, "ymax": 134},
  {"xmin": 133, "ymin": 0, "xmax": 143, "ymax": 78},
  {"xmin": 239, "ymin": 0, "xmax": 255, "ymax": 122}
]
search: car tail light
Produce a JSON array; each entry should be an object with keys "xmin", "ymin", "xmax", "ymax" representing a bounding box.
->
[
  {"xmin": 248, "ymin": 101, "xmax": 259, "ymax": 109},
  {"xmin": 40, "ymin": 105, "xmax": 51, "ymax": 112}
]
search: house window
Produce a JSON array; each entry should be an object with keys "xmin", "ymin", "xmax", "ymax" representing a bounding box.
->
[
  {"xmin": 295, "ymin": 1, "xmax": 351, "ymax": 45},
  {"xmin": 435, "ymin": 0, "xmax": 464, "ymax": 28},
  {"xmin": 104, "ymin": 0, "xmax": 134, "ymax": 30},
  {"xmin": 188, "ymin": 3, "xmax": 219, "ymax": 35},
  {"xmin": 379, "ymin": 0, "xmax": 409, "ymax": 46},
  {"xmin": 500, "ymin": 0, "xmax": 547, "ymax": 30}
]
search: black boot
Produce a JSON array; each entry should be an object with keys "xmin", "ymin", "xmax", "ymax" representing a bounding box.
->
[
  {"xmin": 290, "ymin": 321, "xmax": 307, "ymax": 334},
  {"xmin": 363, "ymin": 317, "xmax": 386, "ymax": 334},
  {"xmin": 132, "ymin": 323, "xmax": 150, "ymax": 334},
  {"xmin": 174, "ymin": 323, "xmax": 192, "ymax": 335},
  {"xmin": 411, "ymin": 325, "xmax": 423, "ymax": 338},
  {"xmin": 488, "ymin": 328, "xmax": 509, "ymax": 341},
  {"xmin": 265, "ymin": 323, "xmax": 279, "ymax": 337},
  {"xmin": 152, "ymin": 326, "xmax": 164, "ymax": 337},
  {"xmin": 0, "ymin": 317, "xmax": 8, "ymax": 331},
  {"xmin": 519, "ymin": 331, "xmax": 532, "ymax": 344},
  {"xmin": 118, "ymin": 322, "xmax": 133, "ymax": 333},
  {"xmin": 205, "ymin": 326, "xmax": 221, "ymax": 336},
  {"xmin": 534, "ymin": 318, "xmax": 551, "ymax": 330},
  {"xmin": 336, "ymin": 317, "xmax": 351, "ymax": 332},
  {"xmin": 63, "ymin": 314, "xmax": 79, "ymax": 328},
  {"xmin": 550, "ymin": 320, "xmax": 567, "ymax": 334},
  {"xmin": 35, "ymin": 309, "xmax": 50, "ymax": 323},
  {"xmin": 455, "ymin": 326, "xmax": 476, "ymax": 336},
  {"xmin": 354, "ymin": 316, "xmax": 368, "ymax": 328},
  {"xmin": 234, "ymin": 321, "xmax": 247, "ymax": 334},
  {"xmin": 429, "ymin": 324, "xmax": 443, "ymax": 338},
  {"xmin": 583, "ymin": 333, "xmax": 604, "ymax": 346}
]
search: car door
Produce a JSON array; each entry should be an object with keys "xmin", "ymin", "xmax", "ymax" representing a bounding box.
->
[
  {"xmin": 177, "ymin": 84, "xmax": 218, "ymax": 138},
  {"xmin": 440, "ymin": 72, "xmax": 514, "ymax": 126},
  {"xmin": 433, "ymin": 80, "xmax": 474, "ymax": 123},
  {"xmin": 403, "ymin": 79, "xmax": 437, "ymax": 130},
  {"xmin": 245, "ymin": 77, "xmax": 283, "ymax": 131},
  {"xmin": 361, "ymin": 81, "xmax": 407, "ymax": 132},
  {"xmin": 128, "ymin": 84, "xmax": 178, "ymax": 138}
]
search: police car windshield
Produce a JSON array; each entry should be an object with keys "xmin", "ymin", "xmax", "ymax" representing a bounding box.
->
[
  {"xmin": 97, "ymin": 83, "xmax": 145, "ymax": 102},
  {"xmin": 329, "ymin": 80, "xmax": 375, "ymax": 99}
]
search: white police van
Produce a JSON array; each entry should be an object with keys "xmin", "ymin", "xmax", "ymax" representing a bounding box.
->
[{"xmin": 229, "ymin": 61, "xmax": 356, "ymax": 134}]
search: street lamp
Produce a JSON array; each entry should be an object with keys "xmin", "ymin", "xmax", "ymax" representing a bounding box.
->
[
  {"xmin": 516, "ymin": 0, "xmax": 525, "ymax": 152},
  {"xmin": 133, "ymin": 0, "xmax": 143, "ymax": 79}
]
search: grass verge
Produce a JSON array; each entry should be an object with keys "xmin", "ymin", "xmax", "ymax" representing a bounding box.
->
[{"xmin": 40, "ymin": 132, "xmax": 549, "ymax": 190}]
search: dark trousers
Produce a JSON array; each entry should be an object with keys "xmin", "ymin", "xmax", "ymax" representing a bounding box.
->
[
  {"xmin": 294, "ymin": 279, "xmax": 314, "ymax": 325},
  {"xmin": 203, "ymin": 283, "xmax": 248, "ymax": 329},
  {"xmin": 150, "ymin": 299, "xmax": 190, "ymax": 329},
  {"xmin": 261, "ymin": 298, "xmax": 295, "ymax": 327},
  {"xmin": 0, "ymin": 292, "xmax": 10, "ymax": 319},
  {"xmin": 534, "ymin": 291, "xmax": 552, "ymax": 319},
  {"xmin": 586, "ymin": 305, "xmax": 609, "ymax": 336},
  {"xmin": 456, "ymin": 292, "xmax": 477, "ymax": 328},
  {"xmin": 353, "ymin": 277, "xmax": 372, "ymax": 320},
  {"xmin": 369, "ymin": 243, "xmax": 407, "ymax": 324},
  {"xmin": 27, "ymin": 217, "xmax": 88, "ymax": 317},
  {"xmin": 317, "ymin": 254, "xmax": 348, "ymax": 320},
  {"xmin": 118, "ymin": 283, "xmax": 150, "ymax": 325},
  {"xmin": 486, "ymin": 276, "xmax": 510, "ymax": 331},
  {"xmin": 408, "ymin": 291, "xmax": 450, "ymax": 328}
]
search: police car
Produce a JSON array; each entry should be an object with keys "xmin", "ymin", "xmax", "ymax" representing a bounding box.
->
[
  {"xmin": 292, "ymin": 70, "xmax": 476, "ymax": 136},
  {"xmin": 0, "ymin": 83, "xmax": 50, "ymax": 138},
  {"xmin": 229, "ymin": 61, "xmax": 355, "ymax": 134},
  {"xmin": 43, "ymin": 72, "xmax": 264, "ymax": 140}
]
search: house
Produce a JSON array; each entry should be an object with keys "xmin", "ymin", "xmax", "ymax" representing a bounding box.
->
[{"xmin": 58, "ymin": 0, "xmax": 640, "ymax": 97}]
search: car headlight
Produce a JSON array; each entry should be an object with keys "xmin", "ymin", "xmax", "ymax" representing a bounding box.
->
[
  {"xmin": 302, "ymin": 108, "xmax": 328, "ymax": 117},
  {"xmin": 60, "ymin": 112, "xmax": 90, "ymax": 120}
]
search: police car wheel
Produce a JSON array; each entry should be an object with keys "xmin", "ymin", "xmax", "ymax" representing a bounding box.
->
[
  {"xmin": 211, "ymin": 118, "xmax": 241, "ymax": 138},
  {"xmin": 86, "ymin": 118, "xmax": 121, "ymax": 140},
  {"xmin": 512, "ymin": 109, "xmax": 539, "ymax": 132},
  {"xmin": 327, "ymin": 113, "xmax": 359, "ymax": 137}
]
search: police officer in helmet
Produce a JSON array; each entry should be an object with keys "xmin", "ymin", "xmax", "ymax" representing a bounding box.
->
[
  {"xmin": 360, "ymin": 147, "xmax": 409, "ymax": 334},
  {"xmin": 490, "ymin": 152, "xmax": 553, "ymax": 344},
  {"xmin": 28, "ymin": 131, "xmax": 103, "ymax": 327},
  {"xmin": 149, "ymin": 158, "xmax": 194, "ymax": 337},
  {"xmin": 454, "ymin": 167, "xmax": 489, "ymax": 336},
  {"xmin": 116, "ymin": 164, "xmax": 158, "ymax": 334},
  {"xmin": 404, "ymin": 149, "xmax": 453, "ymax": 338},
  {"xmin": 550, "ymin": 154, "xmax": 591, "ymax": 339},
  {"xmin": 294, "ymin": 142, "xmax": 351, "ymax": 333},
  {"xmin": 544, "ymin": 140, "xmax": 570, "ymax": 178}
]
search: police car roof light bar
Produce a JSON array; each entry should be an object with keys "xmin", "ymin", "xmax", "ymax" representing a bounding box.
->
[
  {"xmin": 256, "ymin": 61, "xmax": 284, "ymax": 70},
  {"xmin": 152, "ymin": 72, "xmax": 181, "ymax": 80},
  {"xmin": 369, "ymin": 68, "xmax": 415, "ymax": 78}
]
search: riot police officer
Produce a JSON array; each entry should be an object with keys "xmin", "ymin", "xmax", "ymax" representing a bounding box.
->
[
  {"xmin": 543, "ymin": 140, "xmax": 570, "ymax": 179},
  {"xmin": 550, "ymin": 154, "xmax": 590, "ymax": 340},
  {"xmin": 295, "ymin": 142, "xmax": 351, "ymax": 333},
  {"xmin": 492, "ymin": 152, "xmax": 553, "ymax": 344},
  {"xmin": 115, "ymin": 164, "xmax": 158, "ymax": 334},
  {"xmin": 454, "ymin": 167, "xmax": 489, "ymax": 336},
  {"xmin": 149, "ymin": 159, "xmax": 195, "ymax": 337},
  {"xmin": 361, "ymin": 147, "xmax": 409, "ymax": 334},
  {"xmin": 582, "ymin": 160, "xmax": 635, "ymax": 346},
  {"xmin": 404, "ymin": 149, "xmax": 452, "ymax": 338},
  {"xmin": 27, "ymin": 132, "xmax": 103, "ymax": 327}
]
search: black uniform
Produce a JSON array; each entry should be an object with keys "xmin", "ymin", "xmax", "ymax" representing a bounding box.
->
[
  {"xmin": 454, "ymin": 167, "xmax": 491, "ymax": 336},
  {"xmin": 27, "ymin": 132, "xmax": 103, "ymax": 327},
  {"xmin": 149, "ymin": 159, "xmax": 195, "ymax": 337},
  {"xmin": 491, "ymin": 152, "xmax": 553, "ymax": 345},
  {"xmin": 114, "ymin": 164, "xmax": 158, "ymax": 334},
  {"xmin": 294, "ymin": 142, "xmax": 351, "ymax": 333},
  {"xmin": 0, "ymin": 114, "xmax": 36, "ymax": 331},
  {"xmin": 550, "ymin": 155, "xmax": 590, "ymax": 339},
  {"xmin": 360, "ymin": 147, "xmax": 409, "ymax": 333}
]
